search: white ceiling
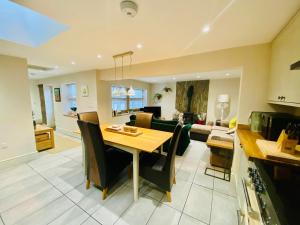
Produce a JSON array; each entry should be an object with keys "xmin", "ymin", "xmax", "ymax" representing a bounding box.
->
[
  {"xmin": 135, "ymin": 68, "xmax": 241, "ymax": 83},
  {"xmin": 1, "ymin": 0, "xmax": 300, "ymax": 79}
]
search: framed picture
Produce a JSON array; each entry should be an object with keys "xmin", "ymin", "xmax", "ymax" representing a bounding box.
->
[
  {"xmin": 54, "ymin": 88, "xmax": 61, "ymax": 102},
  {"xmin": 81, "ymin": 85, "xmax": 89, "ymax": 97}
]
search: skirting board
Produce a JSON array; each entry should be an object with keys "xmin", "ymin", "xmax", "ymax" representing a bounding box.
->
[
  {"xmin": 0, "ymin": 151, "xmax": 38, "ymax": 169},
  {"xmin": 56, "ymin": 127, "xmax": 81, "ymax": 139}
]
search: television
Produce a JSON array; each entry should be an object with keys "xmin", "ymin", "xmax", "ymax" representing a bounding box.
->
[{"xmin": 142, "ymin": 106, "xmax": 161, "ymax": 118}]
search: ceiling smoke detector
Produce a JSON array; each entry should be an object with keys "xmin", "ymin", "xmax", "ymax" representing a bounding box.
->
[{"xmin": 120, "ymin": 0, "xmax": 138, "ymax": 17}]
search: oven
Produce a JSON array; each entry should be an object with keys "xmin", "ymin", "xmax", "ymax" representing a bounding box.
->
[{"xmin": 236, "ymin": 157, "xmax": 300, "ymax": 225}]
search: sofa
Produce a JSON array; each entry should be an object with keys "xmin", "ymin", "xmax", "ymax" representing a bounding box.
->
[{"xmin": 126, "ymin": 115, "xmax": 191, "ymax": 156}]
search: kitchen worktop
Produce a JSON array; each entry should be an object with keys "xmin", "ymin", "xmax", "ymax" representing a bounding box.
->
[{"xmin": 237, "ymin": 125, "xmax": 300, "ymax": 167}]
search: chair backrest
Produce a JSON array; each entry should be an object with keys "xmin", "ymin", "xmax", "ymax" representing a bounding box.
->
[
  {"xmin": 77, "ymin": 120, "xmax": 107, "ymax": 187},
  {"xmin": 135, "ymin": 112, "xmax": 153, "ymax": 128},
  {"xmin": 164, "ymin": 124, "xmax": 182, "ymax": 176},
  {"xmin": 77, "ymin": 111, "xmax": 99, "ymax": 124}
]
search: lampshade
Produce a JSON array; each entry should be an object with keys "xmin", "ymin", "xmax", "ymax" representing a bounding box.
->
[
  {"xmin": 127, "ymin": 86, "xmax": 135, "ymax": 96},
  {"xmin": 217, "ymin": 94, "xmax": 229, "ymax": 103}
]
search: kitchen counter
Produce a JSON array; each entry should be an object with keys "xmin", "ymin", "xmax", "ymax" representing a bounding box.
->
[{"xmin": 237, "ymin": 125, "xmax": 300, "ymax": 167}]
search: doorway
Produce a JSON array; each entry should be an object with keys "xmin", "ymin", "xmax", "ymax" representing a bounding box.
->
[{"xmin": 44, "ymin": 85, "xmax": 56, "ymax": 128}]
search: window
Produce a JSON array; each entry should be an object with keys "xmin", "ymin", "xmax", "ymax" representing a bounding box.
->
[
  {"xmin": 112, "ymin": 86, "xmax": 147, "ymax": 115},
  {"xmin": 65, "ymin": 83, "xmax": 77, "ymax": 113}
]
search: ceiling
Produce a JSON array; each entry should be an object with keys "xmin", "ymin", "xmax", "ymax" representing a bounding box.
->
[
  {"xmin": 1, "ymin": 0, "xmax": 300, "ymax": 79},
  {"xmin": 135, "ymin": 68, "xmax": 241, "ymax": 83}
]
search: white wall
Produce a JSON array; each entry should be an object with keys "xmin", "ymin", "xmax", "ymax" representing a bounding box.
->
[
  {"xmin": 207, "ymin": 78, "xmax": 240, "ymax": 123},
  {"xmin": 97, "ymin": 79, "xmax": 151, "ymax": 124},
  {"xmin": 150, "ymin": 78, "xmax": 240, "ymax": 122},
  {"xmin": 0, "ymin": 55, "xmax": 36, "ymax": 162},
  {"xmin": 30, "ymin": 70, "xmax": 98, "ymax": 136},
  {"xmin": 150, "ymin": 82, "xmax": 177, "ymax": 120},
  {"xmin": 97, "ymin": 44, "xmax": 275, "ymax": 124}
]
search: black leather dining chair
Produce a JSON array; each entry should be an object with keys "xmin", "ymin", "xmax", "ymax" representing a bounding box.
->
[
  {"xmin": 139, "ymin": 123, "xmax": 182, "ymax": 202},
  {"xmin": 77, "ymin": 120, "xmax": 132, "ymax": 200}
]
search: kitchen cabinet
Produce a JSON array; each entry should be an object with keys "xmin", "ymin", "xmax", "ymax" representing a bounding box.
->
[{"xmin": 268, "ymin": 11, "xmax": 300, "ymax": 107}]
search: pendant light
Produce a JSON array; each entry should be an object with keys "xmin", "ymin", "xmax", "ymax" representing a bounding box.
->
[
  {"xmin": 112, "ymin": 51, "xmax": 135, "ymax": 96},
  {"xmin": 127, "ymin": 54, "xmax": 135, "ymax": 96},
  {"xmin": 112, "ymin": 57, "xmax": 120, "ymax": 96},
  {"xmin": 119, "ymin": 56, "xmax": 127, "ymax": 96}
]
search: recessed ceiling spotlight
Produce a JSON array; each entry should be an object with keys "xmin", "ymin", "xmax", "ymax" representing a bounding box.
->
[
  {"xmin": 226, "ymin": 73, "xmax": 230, "ymax": 76},
  {"xmin": 71, "ymin": 61, "xmax": 76, "ymax": 65},
  {"xmin": 202, "ymin": 24, "xmax": 211, "ymax": 33},
  {"xmin": 136, "ymin": 43, "xmax": 143, "ymax": 49},
  {"xmin": 172, "ymin": 77, "xmax": 176, "ymax": 80},
  {"xmin": 97, "ymin": 54, "xmax": 102, "ymax": 59}
]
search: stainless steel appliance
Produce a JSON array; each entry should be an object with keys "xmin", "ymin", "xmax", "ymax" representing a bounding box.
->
[{"xmin": 247, "ymin": 162, "xmax": 284, "ymax": 225}]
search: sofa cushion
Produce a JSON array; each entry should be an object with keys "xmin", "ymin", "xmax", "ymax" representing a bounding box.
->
[
  {"xmin": 191, "ymin": 124, "xmax": 212, "ymax": 134},
  {"xmin": 209, "ymin": 130, "xmax": 234, "ymax": 143},
  {"xmin": 212, "ymin": 126, "xmax": 229, "ymax": 132}
]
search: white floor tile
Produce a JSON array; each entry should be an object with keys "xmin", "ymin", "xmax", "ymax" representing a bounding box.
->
[
  {"xmin": 28, "ymin": 154, "xmax": 72, "ymax": 172},
  {"xmin": 115, "ymin": 195, "xmax": 158, "ymax": 225},
  {"xmin": 14, "ymin": 196, "xmax": 74, "ymax": 225},
  {"xmin": 161, "ymin": 179, "xmax": 192, "ymax": 211},
  {"xmin": 193, "ymin": 168, "xmax": 214, "ymax": 189},
  {"xmin": 213, "ymin": 177, "xmax": 236, "ymax": 197},
  {"xmin": 66, "ymin": 182, "xmax": 96, "ymax": 204},
  {"xmin": 0, "ymin": 164, "xmax": 37, "ymax": 189},
  {"xmin": 1, "ymin": 187, "xmax": 62, "ymax": 225},
  {"xmin": 176, "ymin": 163, "xmax": 198, "ymax": 182},
  {"xmin": 147, "ymin": 204, "xmax": 181, "ymax": 225},
  {"xmin": 179, "ymin": 214, "xmax": 207, "ymax": 225},
  {"xmin": 53, "ymin": 169, "xmax": 85, "ymax": 193},
  {"xmin": 77, "ymin": 187, "xmax": 106, "ymax": 215},
  {"xmin": 0, "ymin": 176, "xmax": 52, "ymax": 212},
  {"xmin": 210, "ymin": 191, "xmax": 238, "ymax": 225},
  {"xmin": 48, "ymin": 205, "xmax": 89, "ymax": 225},
  {"xmin": 183, "ymin": 184, "xmax": 213, "ymax": 224},
  {"xmin": 92, "ymin": 185, "xmax": 133, "ymax": 225},
  {"xmin": 140, "ymin": 182, "xmax": 164, "ymax": 201},
  {"xmin": 81, "ymin": 217, "xmax": 101, "ymax": 225}
]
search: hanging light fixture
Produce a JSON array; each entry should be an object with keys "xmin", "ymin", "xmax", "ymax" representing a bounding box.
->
[
  {"xmin": 112, "ymin": 57, "xmax": 120, "ymax": 96},
  {"xmin": 127, "ymin": 54, "xmax": 135, "ymax": 96},
  {"xmin": 112, "ymin": 51, "xmax": 135, "ymax": 96}
]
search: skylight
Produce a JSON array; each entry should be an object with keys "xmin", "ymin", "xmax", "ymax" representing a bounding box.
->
[{"xmin": 0, "ymin": 0, "xmax": 68, "ymax": 47}]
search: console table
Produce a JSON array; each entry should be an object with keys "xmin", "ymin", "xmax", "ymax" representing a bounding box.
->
[{"xmin": 35, "ymin": 125, "xmax": 55, "ymax": 151}]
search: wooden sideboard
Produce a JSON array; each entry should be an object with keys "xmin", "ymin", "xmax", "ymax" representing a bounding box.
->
[{"xmin": 35, "ymin": 125, "xmax": 55, "ymax": 151}]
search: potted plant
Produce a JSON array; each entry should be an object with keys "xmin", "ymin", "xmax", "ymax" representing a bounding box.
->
[
  {"xmin": 153, "ymin": 93, "xmax": 162, "ymax": 103},
  {"xmin": 163, "ymin": 87, "xmax": 172, "ymax": 93}
]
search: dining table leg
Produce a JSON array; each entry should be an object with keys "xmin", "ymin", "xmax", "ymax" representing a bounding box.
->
[{"xmin": 132, "ymin": 150, "xmax": 139, "ymax": 201}]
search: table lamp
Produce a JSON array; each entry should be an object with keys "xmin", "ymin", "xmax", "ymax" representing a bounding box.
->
[{"xmin": 217, "ymin": 94, "xmax": 230, "ymax": 122}]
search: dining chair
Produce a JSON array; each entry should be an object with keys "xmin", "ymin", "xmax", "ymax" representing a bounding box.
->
[
  {"xmin": 135, "ymin": 112, "xmax": 153, "ymax": 128},
  {"xmin": 77, "ymin": 120, "xmax": 132, "ymax": 200},
  {"xmin": 77, "ymin": 111, "xmax": 99, "ymax": 124},
  {"xmin": 139, "ymin": 123, "xmax": 182, "ymax": 202}
]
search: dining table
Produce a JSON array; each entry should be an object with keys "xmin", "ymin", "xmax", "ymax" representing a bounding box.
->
[{"xmin": 77, "ymin": 124, "xmax": 173, "ymax": 201}]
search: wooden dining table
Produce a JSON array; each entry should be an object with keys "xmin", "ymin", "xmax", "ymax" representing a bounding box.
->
[{"xmin": 77, "ymin": 124, "xmax": 173, "ymax": 201}]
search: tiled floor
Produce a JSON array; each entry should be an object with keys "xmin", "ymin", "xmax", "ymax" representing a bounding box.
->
[{"xmin": 0, "ymin": 140, "xmax": 238, "ymax": 225}]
